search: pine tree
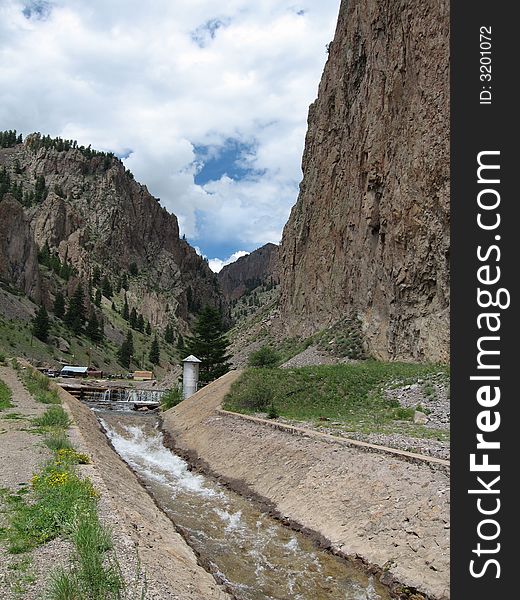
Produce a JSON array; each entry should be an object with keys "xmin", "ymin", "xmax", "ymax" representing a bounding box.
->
[
  {"xmin": 92, "ymin": 265, "xmax": 101, "ymax": 286},
  {"xmin": 64, "ymin": 283, "xmax": 86, "ymax": 334},
  {"xmin": 129, "ymin": 307, "xmax": 137, "ymax": 329},
  {"xmin": 164, "ymin": 323, "xmax": 174, "ymax": 344},
  {"xmin": 122, "ymin": 296, "xmax": 130, "ymax": 321},
  {"xmin": 121, "ymin": 272, "xmax": 129, "ymax": 291},
  {"xmin": 136, "ymin": 313, "xmax": 144, "ymax": 333},
  {"xmin": 101, "ymin": 275, "xmax": 113, "ymax": 298},
  {"xmin": 94, "ymin": 288, "xmax": 102, "ymax": 307},
  {"xmin": 118, "ymin": 330, "xmax": 134, "ymax": 369},
  {"xmin": 145, "ymin": 321, "xmax": 151, "ymax": 335},
  {"xmin": 53, "ymin": 291, "xmax": 65, "ymax": 319},
  {"xmin": 185, "ymin": 306, "xmax": 230, "ymax": 385},
  {"xmin": 149, "ymin": 336, "xmax": 160, "ymax": 365},
  {"xmin": 86, "ymin": 311, "xmax": 103, "ymax": 343},
  {"xmin": 34, "ymin": 175, "xmax": 47, "ymax": 203},
  {"xmin": 176, "ymin": 332, "xmax": 185, "ymax": 357},
  {"xmin": 32, "ymin": 305, "xmax": 50, "ymax": 342}
]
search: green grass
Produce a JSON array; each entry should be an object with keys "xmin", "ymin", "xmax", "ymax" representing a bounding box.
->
[
  {"xmin": 43, "ymin": 432, "xmax": 73, "ymax": 451},
  {"xmin": 22, "ymin": 370, "xmax": 61, "ymax": 404},
  {"xmin": 2, "ymin": 412, "xmax": 26, "ymax": 421},
  {"xmin": 33, "ymin": 406, "xmax": 70, "ymax": 429},
  {"xmin": 0, "ymin": 378, "xmax": 14, "ymax": 410},
  {"xmin": 0, "ymin": 462, "xmax": 98, "ymax": 553},
  {"xmin": 223, "ymin": 362, "xmax": 450, "ymax": 438},
  {"xmin": 0, "ymin": 447, "xmax": 124, "ymax": 599}
]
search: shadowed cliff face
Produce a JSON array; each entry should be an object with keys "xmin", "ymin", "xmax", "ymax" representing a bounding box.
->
[
  {"xmin": 0, "ymin": 138, "xmax": 221, "ymax": 329},
  {"xmin": 279, "ymin": 0, "xmax": 449, "ymax": 362},
  {"xmin": 218, "ymin": 243, "xmax": 279, "ymax": 302},
  {"xmin": 0, "ymin": 194, "xmax": 42, "ymax": 302}
]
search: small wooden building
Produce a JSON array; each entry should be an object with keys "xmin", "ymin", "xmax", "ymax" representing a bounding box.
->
[{"xmin": 133, "ymin": 370, "xmax": 154, "ymax": 381}]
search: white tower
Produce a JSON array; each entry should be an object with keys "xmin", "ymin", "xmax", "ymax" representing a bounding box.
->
[{"xmin": 182, "ymin": 355, "xmax": 201, "ymax": 399}]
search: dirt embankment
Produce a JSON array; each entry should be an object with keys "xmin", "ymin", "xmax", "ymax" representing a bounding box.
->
[{"xmin": 162, "ymin": 371, "xmax": 450, "ymax": 600}]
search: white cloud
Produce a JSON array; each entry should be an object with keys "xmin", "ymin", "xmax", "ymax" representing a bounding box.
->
[
  {"xmin": 208, "ymin": 251, "xmax": 249, "ymax": 274},
  {"xmin": 0, "ymin": 0, "xmax": 339, "ymax": 258}
]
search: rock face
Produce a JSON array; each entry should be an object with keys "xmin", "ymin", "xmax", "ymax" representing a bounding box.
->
[
  {"xmin": 0, "ymin": 194, "xmax": 42, "ymax": 302},
  {"xmin": 0, "ymin": 136, "xmax": 221, "ymax": 330},
  {"xmin": 218, "ymin": 243, "xmax": 279, "ymax": 302},
  {"xmin": 279, "ymin": 0, "xmax": 449, "ymax": 362}
]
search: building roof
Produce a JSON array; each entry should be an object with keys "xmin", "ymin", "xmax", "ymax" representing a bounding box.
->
[
  {"xmin": 182, "ymin": 355, "xmax": 201, "ymax": 363},
  {"xmin": 60, "ymin": 366, "xmax": 88, "ymax": 373}
]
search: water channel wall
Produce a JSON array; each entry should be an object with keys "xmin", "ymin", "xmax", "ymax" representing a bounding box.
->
[{"xmin": 161, "ymin": 371, "xmax": 450, "ymax": 600}]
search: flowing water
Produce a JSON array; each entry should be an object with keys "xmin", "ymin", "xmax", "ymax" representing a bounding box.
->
[{"xmin": 98, "ymin": 411, "xmax": 391, "ymax": 600}]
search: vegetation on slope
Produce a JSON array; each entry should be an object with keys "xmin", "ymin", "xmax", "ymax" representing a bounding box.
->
[{"xmin": 223, "ymin": 362, "xmax": 449, "ymax": 440}]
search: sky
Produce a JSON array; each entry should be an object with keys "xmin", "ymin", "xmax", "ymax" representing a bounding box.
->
[{"xmin": 0, "ymin": 0, "xmax": 339, "ymax": 271}]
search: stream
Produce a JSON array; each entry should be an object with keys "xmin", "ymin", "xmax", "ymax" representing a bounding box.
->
[{"xmin": 97, "ymin": 410, "xmax": 391, "ymax": 600}]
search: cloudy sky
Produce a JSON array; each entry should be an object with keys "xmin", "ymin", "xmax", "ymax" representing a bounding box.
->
[{"xmin": 0, "ymin": 0, "xmax": 339, "ymax": 271}]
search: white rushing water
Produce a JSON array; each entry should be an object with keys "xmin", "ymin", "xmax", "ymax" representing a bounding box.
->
[{"xmin": 100, "ymin": 414, "xmax": 390, "ymax": 600}]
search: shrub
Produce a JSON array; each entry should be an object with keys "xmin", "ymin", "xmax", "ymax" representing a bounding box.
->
[
  {"xmin": 0, "ymin": 351, "xmax": 6, "ymax": 364},
  {"xmin": 267, "ymin": 402, "xmax": 279, "ymax": 419},
  {"xmin": 248, "ymin": 346, "xmax": 280, "ymax": 368},
  {"xmin": 240, "ymin": 383, "xmax": 273, "ymax": 411},
  {"xmin": 160, "ymin": 386, "xmax": 183, "ymax": 411}
]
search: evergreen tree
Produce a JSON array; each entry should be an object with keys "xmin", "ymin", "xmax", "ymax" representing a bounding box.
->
[
  {"xmin": 92, "ymin": 265, "xmax": 101, "ymax": 286},
  {"xmin": 111, "ymin": 301, "xmax": 116, "ymax": 311},
  {"xmin": 136, "ymin": 313, "xmax": 145, "ymax": 333},
  {"xmin": 38, "ymin": 241, "xmax": 51, "ymax": 266},
  {"xmin": 86, "ymin": 311, "xmax": 103, "ymax": 343},
  {"xmin": 176, "ymin": 332, "xmax": 185, "ymax": 357},
  {"xmin": 118, "ymin": 330, "xmax": 134, "ymax": 369},
  {"xmin": 64, "ymin": 283, "xmax": 86, "ymax": 334},
  {"xmin": 53, "ymin": 290, "xmax": 65, "ymax": 319},
  {"xmin": 122, "ymin": 296, "xmax": 130, "ymax": 321},
  {"xmin": 164, "ymin": 323, "xmax": 174, "ymax": 344},
  {"xmin": 32, "ymin": 305, "xmax": 50, "ymax": 342},
  {"xmin": 121, "ymin": 272, "xmax": 129, "ymax": 291},
  {"xmin": 94, "ymin": 288, "xmax": 102, "ymax": 307},
  {"xmin": 185, "ymin": 306, "xmax": 230, "ymax": 385},
  {"xmin": 34, "ymin": 175, "xmax": 47, "ymax": 203},
  {"xmin": 149, "ymin": 336, "xmax": 160, "ymax": 365},
  {"xmin": 101, "ymin": 275, "xmax": 113, "ymax": 298},
  {"xmin": 145, "ymin": 321, "xmax": 152, "ymax": 335},
  {"xmin": 129, "ymin": 307, "xmax": 137, "ymax": 329},
  {"xmin": 129, "ymin": 262, "xmax": 138, "ymax": 276}
]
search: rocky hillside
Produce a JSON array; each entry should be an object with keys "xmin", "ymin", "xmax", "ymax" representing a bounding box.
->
[
  {"xmin": 279, "ymin": 0, "xmax": 449, "ymax": 362},
  {"xmin": 218, "ymin": 243, "xmax": 279, "ymax": 302},
  {"xmin": 0, "ymin": 133, "xmax": 221, "ymax": 333}
]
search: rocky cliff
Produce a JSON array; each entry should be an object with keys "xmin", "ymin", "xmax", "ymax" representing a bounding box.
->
[
  {"xmin": 0, "ymin": 194, "xmax": 42, "ymax": 302},
  {"xmin": 0, "ymin": 134, "xmax": 221, "ymax": 332},
  {"xmin": 218, "ymin": 243, "xmax": 279, "ymax": 302},
  {"xmin": 279, "ymin": 0, "xmax": 449, "ymax": 362}
]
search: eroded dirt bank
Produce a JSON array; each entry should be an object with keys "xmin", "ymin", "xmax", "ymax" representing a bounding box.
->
[
  {"xmin": 162, "ymin": 372, "xmax": 450, "ymax": 600},
  {"xmin": 57, "ymin": 385, "xmax": 231, "ymax": 600}
]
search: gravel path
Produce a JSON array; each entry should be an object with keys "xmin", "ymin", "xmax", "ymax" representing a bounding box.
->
[{"xmin": 0, "ymin": 365, "xmax": 71, "ymax": 600}]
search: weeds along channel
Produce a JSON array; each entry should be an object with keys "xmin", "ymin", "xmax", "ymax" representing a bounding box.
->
[{"xmin": 0, "ymin": 362, "xmax": 128, "ymax": 600}]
